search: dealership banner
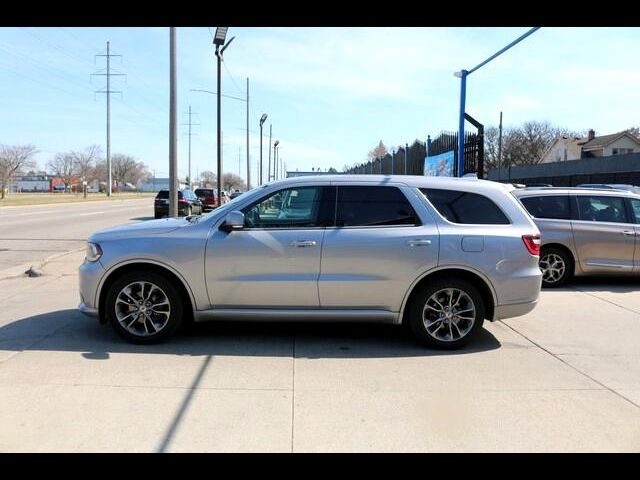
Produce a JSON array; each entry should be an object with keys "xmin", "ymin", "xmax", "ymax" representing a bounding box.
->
[{"xmin": 424, "ymin": 150, "xmax": 454, "ymax": 177}]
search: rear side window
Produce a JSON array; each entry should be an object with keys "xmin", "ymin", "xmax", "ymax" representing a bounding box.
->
[
  {"xmin": 336, "ymin": 186, "xmax": 419, "ymax": 227},
  {"xmin": 520, "ymin": 195, "xmax": 571, "ymax": 220},
  {"xmin": 195, "ymin": 189, "xmax": 213, "ymax": 197},
  {"xmin": 576, "ymin": 195, "xmax": 628, "ymax": 223},
  {"xmin": 420, "ymin": 188, "xmax": 510, "ymax": 225}
]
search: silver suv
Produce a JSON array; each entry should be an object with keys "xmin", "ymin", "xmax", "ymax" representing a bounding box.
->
[
  {"xmin": 79, "ymin": 175, "xmax": 542, "ymax": 349},
  {"xmin": 513, "ymin": 187, "xmax": 640, "ymax": 287}
]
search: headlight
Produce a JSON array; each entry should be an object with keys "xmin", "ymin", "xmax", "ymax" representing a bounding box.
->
[{"xmin": 86, "ymin": 242, "xmax": 103, "ymax": 262}]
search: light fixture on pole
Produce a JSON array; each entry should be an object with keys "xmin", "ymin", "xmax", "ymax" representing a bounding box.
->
[
  {"xmin": 259, "ymin": 114, "xmax": 268, "ymax": 185},
  {"xmin": 213, "ymin": 27, "xmax": 235, "ymax": 206},
  {"xmin": 455, "ymin": 27, "xmax": 539, "ymax": 177}
]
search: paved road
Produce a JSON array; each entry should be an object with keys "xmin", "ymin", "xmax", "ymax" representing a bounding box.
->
[
  {"xmin": 0, "ymin": 199, "xmax": 153, "ymax": 272},
  {"xmin": 0, "ymin": 250, "xmax": 638, "ymax": 452}
]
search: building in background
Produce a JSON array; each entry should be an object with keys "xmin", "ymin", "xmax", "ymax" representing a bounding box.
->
[{"xmin": 540, "ymin": 129, "xmax": 640, "ymax": 164}]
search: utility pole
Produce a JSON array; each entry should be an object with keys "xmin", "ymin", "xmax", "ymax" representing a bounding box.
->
[
  {"xmin": 169, "ymin": 27, "xmax": 178, "ymax": 217},
  {"xmin": 498, "ymin": 111, "xmax": 503, "ymax": 182},
  {"xmin": 93, "ymin": 41, "xmax": 124, "ymax": 197},
  {"xmin": 182, "ymin": 105, "xmax": 199, "ymax": 189},
  {"xmin": 246, "ymin": 77, "xmax": 250, "ymax": 190},
  {"xmin": 268, "ymin": 124, "xmax": 273, "ymax": 181}
]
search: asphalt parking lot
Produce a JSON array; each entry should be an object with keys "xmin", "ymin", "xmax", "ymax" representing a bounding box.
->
[{"xmin": 0, "ymin": 249, "xmax": 638, "ymax": 452}]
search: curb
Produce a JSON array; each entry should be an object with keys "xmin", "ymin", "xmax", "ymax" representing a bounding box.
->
[{"xmin": 0, "ymin": 247, "xmax": 85, "ymax": 281}]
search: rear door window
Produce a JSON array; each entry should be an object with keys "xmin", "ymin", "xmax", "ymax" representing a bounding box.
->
[
  {"xmin": 335, "ymin": 186, "xmax": 419, "ymax": 227},
  {"xmin": 420, "ymin": 188, "xmax": 510, "ymax": 225},
  {"xmin": 576, "ymin": 195, "xmax": 628, "ymax": 223},
  {"xmin": 520, "ymin": 195, "xmax": 571, "ymax": 220}
]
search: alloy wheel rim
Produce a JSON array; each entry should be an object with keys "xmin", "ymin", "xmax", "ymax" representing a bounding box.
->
[
  {"xmin": 422, "ymin": 288, "xmax": 476, "ymax": 342},
  {"xmin": 540, "ymin": 253, "xmax": 565, "ymax": 284},
  {"xmin": 115, "ymin": 281, "xmax": 171, "ymax": 336}
]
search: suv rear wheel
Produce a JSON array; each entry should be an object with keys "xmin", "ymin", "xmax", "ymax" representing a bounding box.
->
[{"xmin": 407, "ymin": 277, "xmax": 485, "ymax": 349}]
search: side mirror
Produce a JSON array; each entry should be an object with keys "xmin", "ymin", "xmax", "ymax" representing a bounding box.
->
[{"xmin": 220, "ymin": 210, "xmax": 245, "ymax": 232}]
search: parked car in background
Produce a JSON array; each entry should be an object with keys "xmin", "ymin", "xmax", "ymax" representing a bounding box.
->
[
  {"xmin": 526, "ymin": 183, "xmax": 553, "ymax": 188},
  {"xmin": 577, "ymin": 183, "xmax": 640, "ymax": 195},
  {"xmin": 229, "ymin": 189, "xmax": 243, "ymax": 200},
  {"xmin": 195, "ymin": 188, "xmax": 230, "ymax": 211},
  {"xmin": 80, "ymin": 175, "xmax": 542, "ymax": 349},
  {"xmin": 513, "ymin": 187, "xmax": 640, "ymax": 287},
  {"xmin": 194, "ymin": 188, "xmax": 219, "ymax": 212},
  {"xmin": 154, "ymin": 189, "xmax": 203, "ymax": 219}
]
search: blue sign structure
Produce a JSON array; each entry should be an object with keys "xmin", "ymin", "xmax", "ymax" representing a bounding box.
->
[{"xmin": 424, "ymin": 150, "xmax": 455, "ymax": 177}]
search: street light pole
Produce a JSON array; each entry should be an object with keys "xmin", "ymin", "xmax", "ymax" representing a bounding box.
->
[
  {"xmin": 273, "ymin": 140, "xmax": 279, "ymax": 180},
  {"xmin": 213, "ymin": 27, "xmax": 234, "ymax": 207},
  {"xmin": 259, "ymin": 114, "xmax": 267, "ymax": 185},
  {"xmin": 455, "ymin": 27, "xmax": 539, "ymax": 177}
]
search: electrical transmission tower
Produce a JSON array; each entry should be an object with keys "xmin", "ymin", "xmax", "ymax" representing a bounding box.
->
[
  {"xmin": 92, "ymin": 41, "xmax": 125, "ymax": 196},
  {"xmin": 181, "ymin": 105, "xmax": 199, "ymax": 189}
]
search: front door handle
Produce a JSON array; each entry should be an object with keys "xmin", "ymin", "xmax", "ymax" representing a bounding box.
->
[
  {"xmin": 622, "ymin": 230, "xmax": 636, "ymax": 236},
  {"xmin": 407, "ymin": 239, "xmax": 432, "ymax": 247},
  {"xmin": 289, "ymin": 240, "xmax": 317, "ymax": 247}
]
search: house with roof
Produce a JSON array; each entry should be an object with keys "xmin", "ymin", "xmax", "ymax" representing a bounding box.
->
[{"xmin": 539, "ymin": 129, "xmax": 640, "ymax": 164}]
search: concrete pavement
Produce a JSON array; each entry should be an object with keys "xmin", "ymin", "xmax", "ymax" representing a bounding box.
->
[
  {"xmin": 0, "ymin": 250, "xmax": 638, "ymax": 451},
  {"xmin": 0, "ymin": 198, "xmax": 153, "ymax": 273}
]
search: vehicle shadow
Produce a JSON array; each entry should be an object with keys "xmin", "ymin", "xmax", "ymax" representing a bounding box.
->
[
  {"xmin": 550, "ymin": 276, "xmax": 640, "ymax": 293},
  {"xmin": 129, "ymin": 216, "xmax": 155, "ymax": 221},
  {"xmin": 0, "ymin": 309, "xmax": 501, "ymax": 359}
]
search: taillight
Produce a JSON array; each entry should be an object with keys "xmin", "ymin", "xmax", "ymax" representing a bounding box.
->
[
  {"xmin": 179, "ymin": 199, "xmax": 188, "ymax": 205},
  {"xmin": 522, "ymin": 234, "xmax": 541, "ymax": 256}
]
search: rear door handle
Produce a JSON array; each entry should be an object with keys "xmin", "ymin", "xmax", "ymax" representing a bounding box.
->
[
  {"xmin": 407, "ymin": 239, "xmax": 432, "ymax": 247},
  {"xmin": 289, "ymin": 240, "xmax": 317, "ymax": 247},
  {"xmin": 622, "ymin": 230, "xmax": 636, "ymax": 236}
]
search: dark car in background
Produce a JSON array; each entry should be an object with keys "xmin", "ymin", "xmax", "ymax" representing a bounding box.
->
[
  {"xmin": 229, "ymin": 189, "xmax": 243, "ymax": 200},
  {"xmin": 194, "ymin": 188, "xmax": 220, "ymax": 212},
  {"xmin": 154, "ymin": 189, "xmax": 203, "ymax": 219}
]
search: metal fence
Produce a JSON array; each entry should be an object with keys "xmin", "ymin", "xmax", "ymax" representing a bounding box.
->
[{"xmin": 343, "ymin": 130, "xmax": 484, "ymax": 177}]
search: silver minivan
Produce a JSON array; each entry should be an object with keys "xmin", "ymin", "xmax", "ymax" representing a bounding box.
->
[
  {"xmin": 513, "ymin": 187, "xmax": 640, "ymax": 287},
  {"xmin": 79, "ymin": 175, "xmax": 542, "ymax": 349}
]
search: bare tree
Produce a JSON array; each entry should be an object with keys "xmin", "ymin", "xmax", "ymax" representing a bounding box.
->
[
  {"xmin": 200, "ymin": 170, "xmax": 216, "ymax": 187},
  {"xmin": 486, "ymin": 121, "xmax": 582, "ymax": 172},
  {"xmin": 221, "ymin": 173, "xmax": 246, "ymax": 192},
  {"xmin": 0, "ymin": 144, "xmax": 38, "ymax": 199},
  {"xmin": 626, "ymin": 127, "xmax": 640, "ymax": 139},
  {"xmin": 111, "ymin": 154, "xmax": 149, "ymax": 190},
  {"xmin": 71, "ymin": 145, "xmax": 102, "ymax": 197},
  {"xmin": 367, "ymin": 140, "xmax": 388, "ymax": 162},
  {"xmin": 47, "ymin": 152, "xmax": 76, "ymax": 192}
]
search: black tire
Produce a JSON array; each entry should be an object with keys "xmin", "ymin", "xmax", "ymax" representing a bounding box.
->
[
  {"xmin": 105, "ymin": 270, "xmax": 184, "ymax": 344},
  {"xmin": 407, "ymin": 277, "xmax": 485, "ymax": 349},
  {"xmin": 539, "ymin": 246, "xmax": 572, "ymax": 288}
]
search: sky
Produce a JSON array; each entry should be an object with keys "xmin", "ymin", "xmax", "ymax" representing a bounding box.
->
[{"xmin": 0, "ymin": 26, "xmax": 639, "ymax": 184}]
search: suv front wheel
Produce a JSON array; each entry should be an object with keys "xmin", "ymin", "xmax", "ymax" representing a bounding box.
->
[
  {"xmin": 407, "ymin": 277, "xmax": 485, "ymax": 349},
  {"xmin": 105, "ymin": 270, "xmax": 183, "ymax": 344}
]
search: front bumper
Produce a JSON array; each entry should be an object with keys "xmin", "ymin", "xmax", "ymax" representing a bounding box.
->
[{"xmin": 79, "ymin": 302, "xmax": 99, "ymax": 317}]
